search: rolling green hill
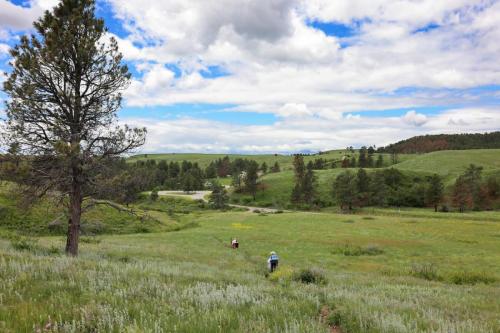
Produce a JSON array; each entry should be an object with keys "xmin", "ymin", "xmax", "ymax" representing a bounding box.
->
[
  {"xmin": 394, "ymin": 149, "xmax": 500, "ymax": 184},
  {"xmin": 229, "ymin": 149, "xmax": 500, "ymax": 208}
]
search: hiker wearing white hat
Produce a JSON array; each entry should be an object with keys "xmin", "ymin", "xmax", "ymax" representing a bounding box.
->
[{"xmin": 267, "ymin": 251, "xmax": 279, "ymax": 272}]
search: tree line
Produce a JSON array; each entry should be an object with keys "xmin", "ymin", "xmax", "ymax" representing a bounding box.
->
[
  {"xmin": 378, "ymin": 132, "xmax": 500, "ymax": 154},
  {"xmin": 332, "ymin": 165, "xmax": 500, "ymax": 212},
  {"xmin": 289, "ymin": 154, "xmax": 500, "ymax": 212}
]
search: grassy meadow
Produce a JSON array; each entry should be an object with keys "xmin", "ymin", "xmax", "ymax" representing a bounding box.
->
[
  {"xmin": 2, "ymin": 148, "xmax": 500, "ymax": 332},
  {"xmin": 1, "ymin": 207, "xmax": 499, "ymax": 332}
]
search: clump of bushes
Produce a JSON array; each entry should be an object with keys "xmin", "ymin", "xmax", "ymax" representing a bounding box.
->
[
  {"xmin": 268, "ymin": 267, "xmax": 295, "ymax": 284},
  {"xmin": 449, "ymin": 271, "xmax": 496, "ymax": 285},
  {"xmin": 150, "ymin": 189, "xmax": 159, "ymax": 201},
  {"xmin": 409, "ymin": 264, "xmax": 497, "ymax": 285},
  {"xmin": 409, "ymin": 263, "xmax": 441, "ymax": 281},
  {"xmin": 268, "ymin": 267, "xmax": 327, "ymax": 285},
  {"xmin": 80, "ymin": 220, "xmax": 106, "ymax": 235},
  {"xmin": 10, "ymin": 236, "xmax": 60, "ymax": 255},
  {"xmin": 293, "ymin": 268, "xmax": 328, "ymax": 285},
  {"xmin": 11, "ymin": 236, "xmax": 39, "ymax": 252},
  {"xmin": 80, "ymin": 236, "xmax": 101, "ymax": 244},
  {"xmin": 332, "ymin": 243, "xmax": 383, "ymax": 256}
]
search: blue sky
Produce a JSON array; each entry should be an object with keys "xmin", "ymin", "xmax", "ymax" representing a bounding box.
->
[{"xmin": 1, "ymin": 0, "xmax": 500, "ymax": 153}]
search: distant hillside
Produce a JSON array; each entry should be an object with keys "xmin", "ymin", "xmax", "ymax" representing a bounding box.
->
[
  {"xmin": 379, "ymin": 132, "xmax": 500, "ymax": 154},
  {"xmin": 394, "ymin": 149, "xmax": 500, "ymax": 184}
]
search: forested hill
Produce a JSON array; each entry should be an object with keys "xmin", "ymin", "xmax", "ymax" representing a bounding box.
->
[{"xmin": 378, "ymin": 132, "xmax": 500, "ymax": 154}]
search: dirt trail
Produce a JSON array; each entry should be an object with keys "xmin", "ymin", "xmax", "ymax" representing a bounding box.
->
[{"xmin": 157, "ymin": 190, "xmax": 284, "ymax": 213}]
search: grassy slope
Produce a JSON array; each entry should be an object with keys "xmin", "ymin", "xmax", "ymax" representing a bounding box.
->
[
  {"xmin": 232, "ymin": 169, "xmax": 345, "ymax": 207},
  {"xmin": 230, "ymin": 149, "xmax": 500, "ymax": 207},
  {"xmin": 0, "ymin": 183, "xmax": 187, "ymax": 236},
  {"xmin": 394, "ymin": 149, "xmax": 500, "ymax": 184},
  {"xmin": 1, "ymin": 210, "xmax": 499, "ymax": 332}
]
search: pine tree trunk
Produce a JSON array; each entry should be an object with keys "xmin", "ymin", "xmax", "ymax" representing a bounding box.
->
[{"xmin": 65, "ymin": 176, "xmax": 82, "ymax": 256}]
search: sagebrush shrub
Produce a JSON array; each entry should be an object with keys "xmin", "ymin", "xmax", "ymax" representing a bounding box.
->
[
  {"xmin": 293, "ymin": 268, "xmax": 327, "ymax": 285},
  {"xmin": 410, "ymin": 263, "xmax": 441, "ymax": 281}
]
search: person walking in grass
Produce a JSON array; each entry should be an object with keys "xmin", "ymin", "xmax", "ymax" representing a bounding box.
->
[
  {"xmin": 231, "ymin": 238, "xmax": 239, "ymax": 249},
  {"xmin": 267, "ymin": 251, "xmax": 279, "ymax": 272}
]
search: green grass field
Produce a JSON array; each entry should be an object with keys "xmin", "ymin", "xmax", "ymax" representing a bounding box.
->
[{"xmin": 1, "ymin": 208, "xmax": 499, "ymax": 332}]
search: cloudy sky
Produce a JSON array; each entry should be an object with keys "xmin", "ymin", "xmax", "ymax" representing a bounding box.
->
[{"xmin": 1, "ymin": 0, "xmax": 500, "ymax": 153}]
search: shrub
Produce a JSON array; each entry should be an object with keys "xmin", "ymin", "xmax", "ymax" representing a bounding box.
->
[
  {"xmin": 332, "ymin": 243, "xmax": 383, "ymax": 256},
  {"xmin": 409, "ymin": 263, "xmax": 441, "ymax": 281},
  {"xmin": 80, "ymin": 220, "xmax": 106, "ymax": 235},
  {"xmin": 150, "ymin": 189, "xmax": 159, "ymax": 201},
  {"xmin": 268, "ymin": 267, "xmax": 294, "ymax": 284},
  {"xmin": 242, "ymin": 198, "xmax": 253, "ymax": 205},
  {"xmin": 11, "ymin": 237, "xmax": 39, "ymax": 252},
  {"xmin": 326, "ymin": 309, "xmax": 343, "ymax": 327},
  {"xmin": 293, "ymin": 268, "xmax": 327, "ymax": 285},
  {"xmin": 47, "ymin": 218, "xmax": 65, "ymax": 234},
  {"xmin": 80, "ymin": 236, "xmax": 101, "ymax": 244},
  {"xmin": 47, "ymin": 245, "xmax": 61, "ymax": 255},
  {"xmin": 449, "ymin": 271, "xmax": 496, "ymax": 285},
  {"xmin": 134, "ymin": 225, "xmax": 151, "ymax": 233},
  {"xmin": 118, "ymin": 255, "xmax": 132, "ymax": 263},
  {"xmin": 274, "ymin": 210, "xmax": 284, "ymax": 214}
]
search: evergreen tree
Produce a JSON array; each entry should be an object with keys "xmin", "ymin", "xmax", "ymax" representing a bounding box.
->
[
  {"xmin": 150, "ymin": 189, "xmax": 159, "ymax": 202},
  {"xmin": 341, "ymin": 157, "xmax": 350, "ymax": 168},
  {"xmin": 209, "ymin": 181, "xmax": 229, "ymax": 209},
  {"xmin": 375, "ymin": 154, "xmax": 384, "ymax": 168},
  {"xmin": 260, "ymin": 162, "xmax": 268, "ymax": 174},
  {"xmin": 462, "ymin": 164, "xmax": 484, "ymax": 210},
  {"xmin": 358, "ymin": 146, "xmax": 368, "ymax": 168},
  {"xmin": 291, "ymin": 183, "xmax": 302, "ymax": 204},
  {"xmin": 486, "ymin": 176, "xmax": 500, "ymax": 199},
  {"xmin": 271, "ymin": 161, "xmax": 281, "ymax": 173},
  {"xmin": 350, "ymin": 156, "xmax": 357, "ymax": 168},
  {"xmin": 370, "ymin": 171, "xmax": 387, "ymax": 206},
  {"xmin": 356, "ymin": 168, "xmax": 370, "ymax": 206},
  {"xmin": 181, "ymin": 172, "xmax": 196, "ymax": 193},
  {"xmin": 155, "ymin": 160, "xmax": 168, "ymax": 186},
  {"xmin": 425, "ymin": 174, "xmax": 444, "ymax": 212},
  {"xmin": 169, "ymin": 162, "xmax": 180, "ymax": 178},
  {"xmin": 452, "ymin": 175, "xmax": 472, "ymax": 212},
  {"xmin": 303, "ymin": 161, "xmax": 317, "ymax": 204},
  {"xmin": 245, "ymin": 161, "xmax": 259, "ymax": 200},
  {"xmin": 333, "ymin": 171, "xmax": 358, "ymax": 212},
  {"xmin": 205, "ymin": 162, "xmax": 217, "ymax": 179},
  {"xmin": 2, "ymin": 0, "xmax": 146, "ymax": 256},
  {"xmin": 291, "ymin": 155, "xmax": 306, "ymax": 203},
  {"xmin": 217, "ymin": 156, "xmax": 231, "ymax": 177}
]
